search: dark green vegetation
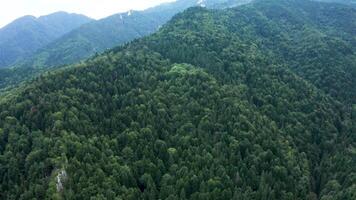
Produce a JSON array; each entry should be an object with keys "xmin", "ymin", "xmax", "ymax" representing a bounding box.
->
[
  {"xmin": 0, "ymin": 0, "xmax": 252, "ymax": 92},
  {"xmin": 0, "ymin": 0, "xmax": 355, "ymax": 199},
  {"xmin": 13, "ymin": 0, "xmax": 252, "ymax": 69},
  {"xmin": 0, "ymin": 12, "xmax": 92, "ymax": 68}
]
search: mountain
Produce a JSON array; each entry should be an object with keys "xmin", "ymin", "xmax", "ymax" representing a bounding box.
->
[
  {"xmin": 0, "ymin": 0, "xmax": 252, "ymax": 93},
  {"xmin": 0, "ymin": 0, "xmax": 354, "ymax": 199},
  {"xmin": 0, "ymin": 12, "xmax": 92, "ymax": 68},
  {"xmin": 1, "ymin": 0, "xmax": 348, "ymax": 92},
  {"xmin": 138, "ymin": 0, "xmax": 356, "ymax": 105},
  {"xmin": 12, "ymin": 0, "xmax": 252, "ymax": 70}
]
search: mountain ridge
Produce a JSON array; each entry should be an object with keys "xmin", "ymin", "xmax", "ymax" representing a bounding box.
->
[
  {"xmin": 11, "ymin": 0, "xmax": 254, "ymax": 69},
  {"xmin": 0, "ymin": 0, "xmax": 354, "ymax": 199},
  {"xmin": 0, "ymin": 11, "xmax": 93, "ymax": 68},
  {"xmin": 0, "ymin": 0, "xmax": 352, "ymax": 93},
  {"xmin": 0, "ymin": 0, "xmax": 253, "ymax": 93}
]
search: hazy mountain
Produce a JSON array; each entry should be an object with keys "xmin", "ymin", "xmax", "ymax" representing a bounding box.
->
[
  {"xmin": 0, "ymin": 0, "xmax": 252, "ymax": 92},
  {"xmin": 0, "ymin": 0, "xmax": 353, "ymax": 91},
  {"xmin": 0, "ymin": 12, "xmax": 92, "ymax": 68},
  {"xmin": 13, "ymin": 0, "xmax": 252, "ymax": 69},
  {"xmin": 0, "ymin": 0, "xmax": 354, "ymax": 199}
]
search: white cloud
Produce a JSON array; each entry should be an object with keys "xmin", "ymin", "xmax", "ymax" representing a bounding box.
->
[{"xmin": 0, "ymin": 0, "xmax": 176, "ymax": 28}]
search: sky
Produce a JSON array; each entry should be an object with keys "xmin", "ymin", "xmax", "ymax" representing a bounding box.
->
[{"xmin": 0, "ymin": 0, "xmax": 176, "ymax": 28}]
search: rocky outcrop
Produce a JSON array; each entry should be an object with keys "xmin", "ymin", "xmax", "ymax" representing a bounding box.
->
[{"xmin": 56, "ymin": 170, "xmax": 67, "ymax": 192}]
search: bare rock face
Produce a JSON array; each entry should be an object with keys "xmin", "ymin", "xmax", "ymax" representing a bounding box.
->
[{"xmin": 56, "ymin": 170, "xmax": 67, "ymax": 192}]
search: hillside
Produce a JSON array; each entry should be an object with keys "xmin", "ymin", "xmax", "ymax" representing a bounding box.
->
[
  {"xmin": 0, "ymin": 12, "xmax": 92, "ymax": 68},
  {"xmin": 0, "ymin": 0, "xmax": 354, "ymax": 199},
  {"xmin": 13, "ymin": 0, "xmax": 252, "ymax": 69},
  {"xmin": 0, "ymin": 0, "xmax": 252, "ymax": 92},
  {"xmin": 0, "ymin": 0, "xmax": 350, "ymax": 92},
  {"xmin": 142, "ymin": 0, "xmax": 356, "ymax": 104}
]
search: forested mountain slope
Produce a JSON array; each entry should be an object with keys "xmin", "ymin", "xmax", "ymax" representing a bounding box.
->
[
  {"xmin": 0, "ymin": 12, "xmax": 92, "ymax": 68},
  {"xmin": 12, "ymin": 0, "xmax": 252, "ymax": 69},
  {"xmin": 0, "ymin": 0, "xmax": 252, "ymax": 92},
  {"xmin": 0, "ymin": 0, "xmax": 354, "ymax": 199},
  {"xmin": 143, "ymin": 0, "xmax": 356, "ymax": 104},
  {"xmin": 0, "ymin": 0, "xmax": 352, "ymax": 92}
]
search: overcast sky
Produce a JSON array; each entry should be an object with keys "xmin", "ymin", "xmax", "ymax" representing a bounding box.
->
[{"xmin": 0, "ymin": 0, "xmax": 176, "ymax": 28}]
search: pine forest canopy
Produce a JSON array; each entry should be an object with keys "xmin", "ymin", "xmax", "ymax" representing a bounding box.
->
[{"xmin": 0, "ymin": 0, "xmax": 355, "ymax": 199}]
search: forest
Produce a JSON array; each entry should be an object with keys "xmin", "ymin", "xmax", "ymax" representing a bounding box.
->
[{"xmin": 0, "ymin": 0, "xmax": 355, "ymax": 199}]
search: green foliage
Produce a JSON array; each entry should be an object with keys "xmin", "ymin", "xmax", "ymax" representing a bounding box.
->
[
  {"xmin": 0, "ymin": 12, "xmax": 92, "ymax": 68},
  {"xmin": 143, "ymin": 0, "xmax": 356, "ymax": 104},
  {"xmin": 0, "ymin": 0, "xmax": 354, "ymax": 199},
  {"xmin": 0, "ymin": 49, "xmax": 313, "ymax": 199},
  {"xmin": 0, "ymin": 0, "xmax": 254, "ymax": 92}
]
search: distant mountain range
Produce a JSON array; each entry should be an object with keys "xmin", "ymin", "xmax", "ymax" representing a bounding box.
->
[
  {"xmin": 0, "ymin": 0, "xmax": 353, "ymax": 92},
  {"xmin": 10, "ymin": 0, "xmax": 253, "ymax": 70},
  {"xmin": 0, "ymin": 0, "xmax": 354, "ymax": 199},
  {"xmin": 0, "ymin": 0, "xmax": 253, "ymax": 91},
  {"xmin": 0, "ymin": 12, "xmax": 92, "ymax": 68},
  {"xmin": 0, "ymin": 0, "xmax": 353, "ymax": 70}
]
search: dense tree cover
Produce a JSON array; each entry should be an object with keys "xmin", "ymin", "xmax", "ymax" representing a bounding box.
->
[
  {"xmin": 139, "ymin": 3, "xmax": 356, "ymax": 197},
  {"xmin": 142, "ymin": 0, "xmax": 356, "ymax": 104},
  {"xmin": 138, "ymin": 3, "xmax": 356, "ymax": 196},
  {"xmin": 0, "ymin": 0, "xmax": 355, "ymax": 199},
  {"xmin": 0, "ymin": 12, "xmax": 92, "ymax": 68},
  {"xmin": 0, "ymin": 51, "xmax": 312, "ymax": 199},
  {"xmin": 0, "ymin": 67, "xmax": 48, "ymax": 92},
  {"xmin": 8, "ymin": 0, "xmax": 204, "ymax": 69},
  {"xmin": 0, "ymin": 0, "xmax": 252, "ymax": 92},
  {"xmin": 252, "ymin": 0, "xmax": 356, "ymax": 104},
  {"xmin": 1, "ymin": 0, "xmax": 352, "ymax": 93}
]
